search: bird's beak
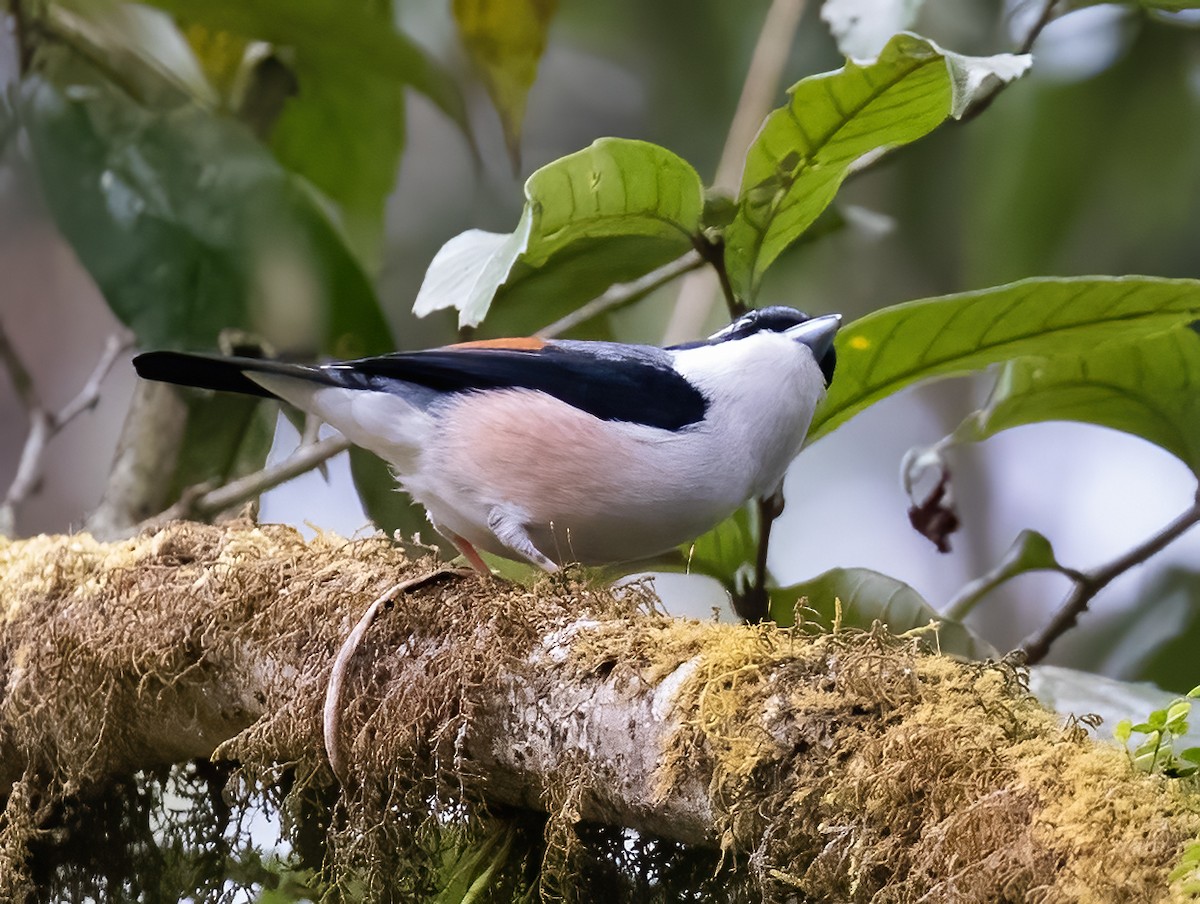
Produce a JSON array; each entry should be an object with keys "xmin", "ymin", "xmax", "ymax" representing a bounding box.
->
[{"xmin": 785, "ymin": 313, "xmax": 841, "ymax": 360}]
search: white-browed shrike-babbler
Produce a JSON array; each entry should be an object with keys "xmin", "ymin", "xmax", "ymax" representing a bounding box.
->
[{"xmin": 133, "ymin": 306, "xmax": 840, "ymax": 574}]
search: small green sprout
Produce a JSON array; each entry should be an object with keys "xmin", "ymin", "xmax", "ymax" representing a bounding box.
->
[{"xmin": 1116, "ymin": 685, "xmax": 1200, "ymax": 777}]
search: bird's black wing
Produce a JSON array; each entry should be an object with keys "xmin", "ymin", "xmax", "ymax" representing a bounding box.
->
[{"xmin": 341, "ymin": 341, "xmax": 708, "ymax": 431}]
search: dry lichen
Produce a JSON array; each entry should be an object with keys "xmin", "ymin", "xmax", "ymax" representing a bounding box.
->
[{"xmin": 1, "ymin": 521, "xmax": 1199, "ymax": 902}]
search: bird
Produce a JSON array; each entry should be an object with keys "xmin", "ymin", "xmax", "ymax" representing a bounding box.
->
[{"xmin": 133, "ymin": 306, "xmax": 840, "ymax": 574}]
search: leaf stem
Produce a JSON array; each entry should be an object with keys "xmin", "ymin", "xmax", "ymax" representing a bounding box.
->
[
  {"xmin": 1017, "ymin": 0, "xmax": 1060, "ymax": 55},
  {"xmin": 734, "ymin": 491, "xmax": 786, "ymax": 623},
  {"xmin": 693, "ymin": 234, "xmax": 746, "ymax": 320},
  {"xmin": 945, "ymin": 553, "xmax": 1083, "ymax": 623},
  {"xmin": 1020, "ymin": 487, "xmax": 1200, "ymax": 664}
]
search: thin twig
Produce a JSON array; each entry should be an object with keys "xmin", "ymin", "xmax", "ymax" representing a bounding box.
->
[
  {"xmin": 141, "ymin": 434, "xmax": 351, "ymax": 528},
  {"xmin": 1020, "ymin": 489, "xmax": 1200, "ymax": 665},
  {"xmin": 662, "ymin": 0, "xmax": 808, "ymax": 344},
  {"xmin": 323, "ymin": 567, "xmax": 472, "ymax": 784},
  {"xmin": 1017, "ymin": 0, "xmax": 1060, "ymax": 55},
  {"xmin": 1, "ymin": 330, "xmax": 129, "ymax": 537},
  {"xmin": 0, "ymin": 322, "xmax": 37, "ymax": 409},
  {"xmin": 54, "ymin": 337, "xmax": 128, "ymax": 426},
  {"xmin": 537, "ymin": 251, "xmax": 704, "ymax": 339}
]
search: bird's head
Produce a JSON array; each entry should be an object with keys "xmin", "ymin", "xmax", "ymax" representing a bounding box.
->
[{"xmin": 680, "ymin": 306, "xmax": 841, "ymax": 386}]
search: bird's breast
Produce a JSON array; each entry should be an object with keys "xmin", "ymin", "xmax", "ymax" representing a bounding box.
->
[{"xmin": 412, "ymin": 389, "xmax": 751, "ymax": 564}]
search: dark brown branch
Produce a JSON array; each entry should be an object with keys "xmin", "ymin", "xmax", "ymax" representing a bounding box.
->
[
  {"xmin": 733, "ymin": 492, "xmax": 785, "ymax": 623},
  {"xmin": 7, "ymin": 0, "xmax": 36, "ymax": 75},
  {"xmin": 1020, "ymin": 488, "xmax": 1200, "ymax": 664}
]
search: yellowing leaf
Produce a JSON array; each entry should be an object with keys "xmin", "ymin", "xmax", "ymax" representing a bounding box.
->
[
  {"xmin": 182, "ymin": 23, "xmax": 249, "ymax": 103},
  {"xmin": 453, "ymin": 0, "xmax": 558, "ymax": 168}
]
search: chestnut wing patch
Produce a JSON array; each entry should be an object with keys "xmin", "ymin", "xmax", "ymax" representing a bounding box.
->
[{"xmin": 337, "ymin": 343, "xmax": 708, "ymax": 431}]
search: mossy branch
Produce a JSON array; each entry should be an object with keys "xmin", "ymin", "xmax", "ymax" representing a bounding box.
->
[{"xmin": 1, "ymin": 522, "xmax": 1198, "ymax": 901}]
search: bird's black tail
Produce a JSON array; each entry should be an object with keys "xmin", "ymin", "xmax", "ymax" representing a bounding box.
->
[{"xmin": 132, "ymin": 352, "xmax": 334, "ymax": 399}]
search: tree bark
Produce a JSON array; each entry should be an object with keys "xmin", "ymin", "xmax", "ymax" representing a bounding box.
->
[{"xmin": 1, "ymin": 522, "xmax": 1197, "ymax": 902}]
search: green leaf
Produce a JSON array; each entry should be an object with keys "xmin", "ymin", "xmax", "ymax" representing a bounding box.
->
[
  {"xmin": 181, "ymin": 22, "xmax": 250, "ymax": 102},
  {"xmin": 138, "ymin": 0, "xmax": 468, "ymax": 136},
  {"xmin": 944, "ymin": 530, "xmax": 1062, "ymax": 620},
  {"xmin": 19, "ymin": 52, "xmax": 391, "ymax": 356},
  {"xmin": 51, "ymin": 0, "xmax": 218, "ymax": 104},
  {"xmin": 1167, "ymin": 700, "xmax": 1192, "ymax": 729},
  {"xmin": 723, "ymin": 33, "xmax": 1030, "ymax": 300},
  {"xmin": 452, "ymin": 0, "xmax": 558, "ymax": 168},
  {"xmin": 270, "ymin": 38, "xmax": 406, "ymax": 270},
  {"xmin": 957, "ymin": 322, "xmax": 1200, "ymax": 475},
  {"xmin": 433, "ymin": 823, "xmax": 516, "ymax": 904},
  {"xmin": 770, "ymin": 567, "xmax": 998, "ymax": 660},
  {"xmin": 1115, "ymin": 719, "xmax": 1133, "ymax": 743},
  {"xmin": 414, "ymin": 137, "xmax": 704, "ymax": 327},
  {"xmin": 811, "ymin": 277, "xmax": 1200, "ymax": 443}
]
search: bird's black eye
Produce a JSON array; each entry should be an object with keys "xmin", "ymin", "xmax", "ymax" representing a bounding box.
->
[{"xmin": 818, "ymin": 346, "xmax": 837, "ymax": 387}]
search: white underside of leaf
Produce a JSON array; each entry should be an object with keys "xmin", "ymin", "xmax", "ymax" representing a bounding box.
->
[
  {"xmin": 412, "ymin": 213, "xmax": 532, "ymax": 328},
  {"xmin": 820, "ymin": 0, "xmax": 926, "ymax": 59},
  {"xmin": 937, "ymin": 43, "xmax": 1033, "ymax": 118}
]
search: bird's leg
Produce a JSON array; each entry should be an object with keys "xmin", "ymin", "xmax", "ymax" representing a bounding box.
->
[
  {"xmin": 733, "ymin": 490, "xmax": 786, "ymax": 623},
  {"xmin": 487, "ymin": 507, "xmax": 560, "ymax": 572},
  {"xmin": 445, "ymin": 530, "xmax": 493, "ymax": 576}
]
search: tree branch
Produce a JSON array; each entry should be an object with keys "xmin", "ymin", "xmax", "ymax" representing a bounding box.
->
[
  {"xmin": 0, "ymin": 330, "xmax": 128, "ymax": 537},
  {"xmin": 83, "ymin": 380, "xmax": 190, "ymax": 540},
  {"xmin": 536, "ymin": 251, "xmax": 704, "ymax": 339},
  {"xmin": 1020, "ymin": 487, "xmax": 1200, "ymax": 665},
  {"xmin": 1016, "ymin": 0, "xmax": 1061, "ymax": 56},
  {"xmin": 138, "ymin": 434, "xmax": 351, "ymax": 530},
  {"xmin": 0, "ymin": 522, "xmax": 1196, "ymax": 901}
]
